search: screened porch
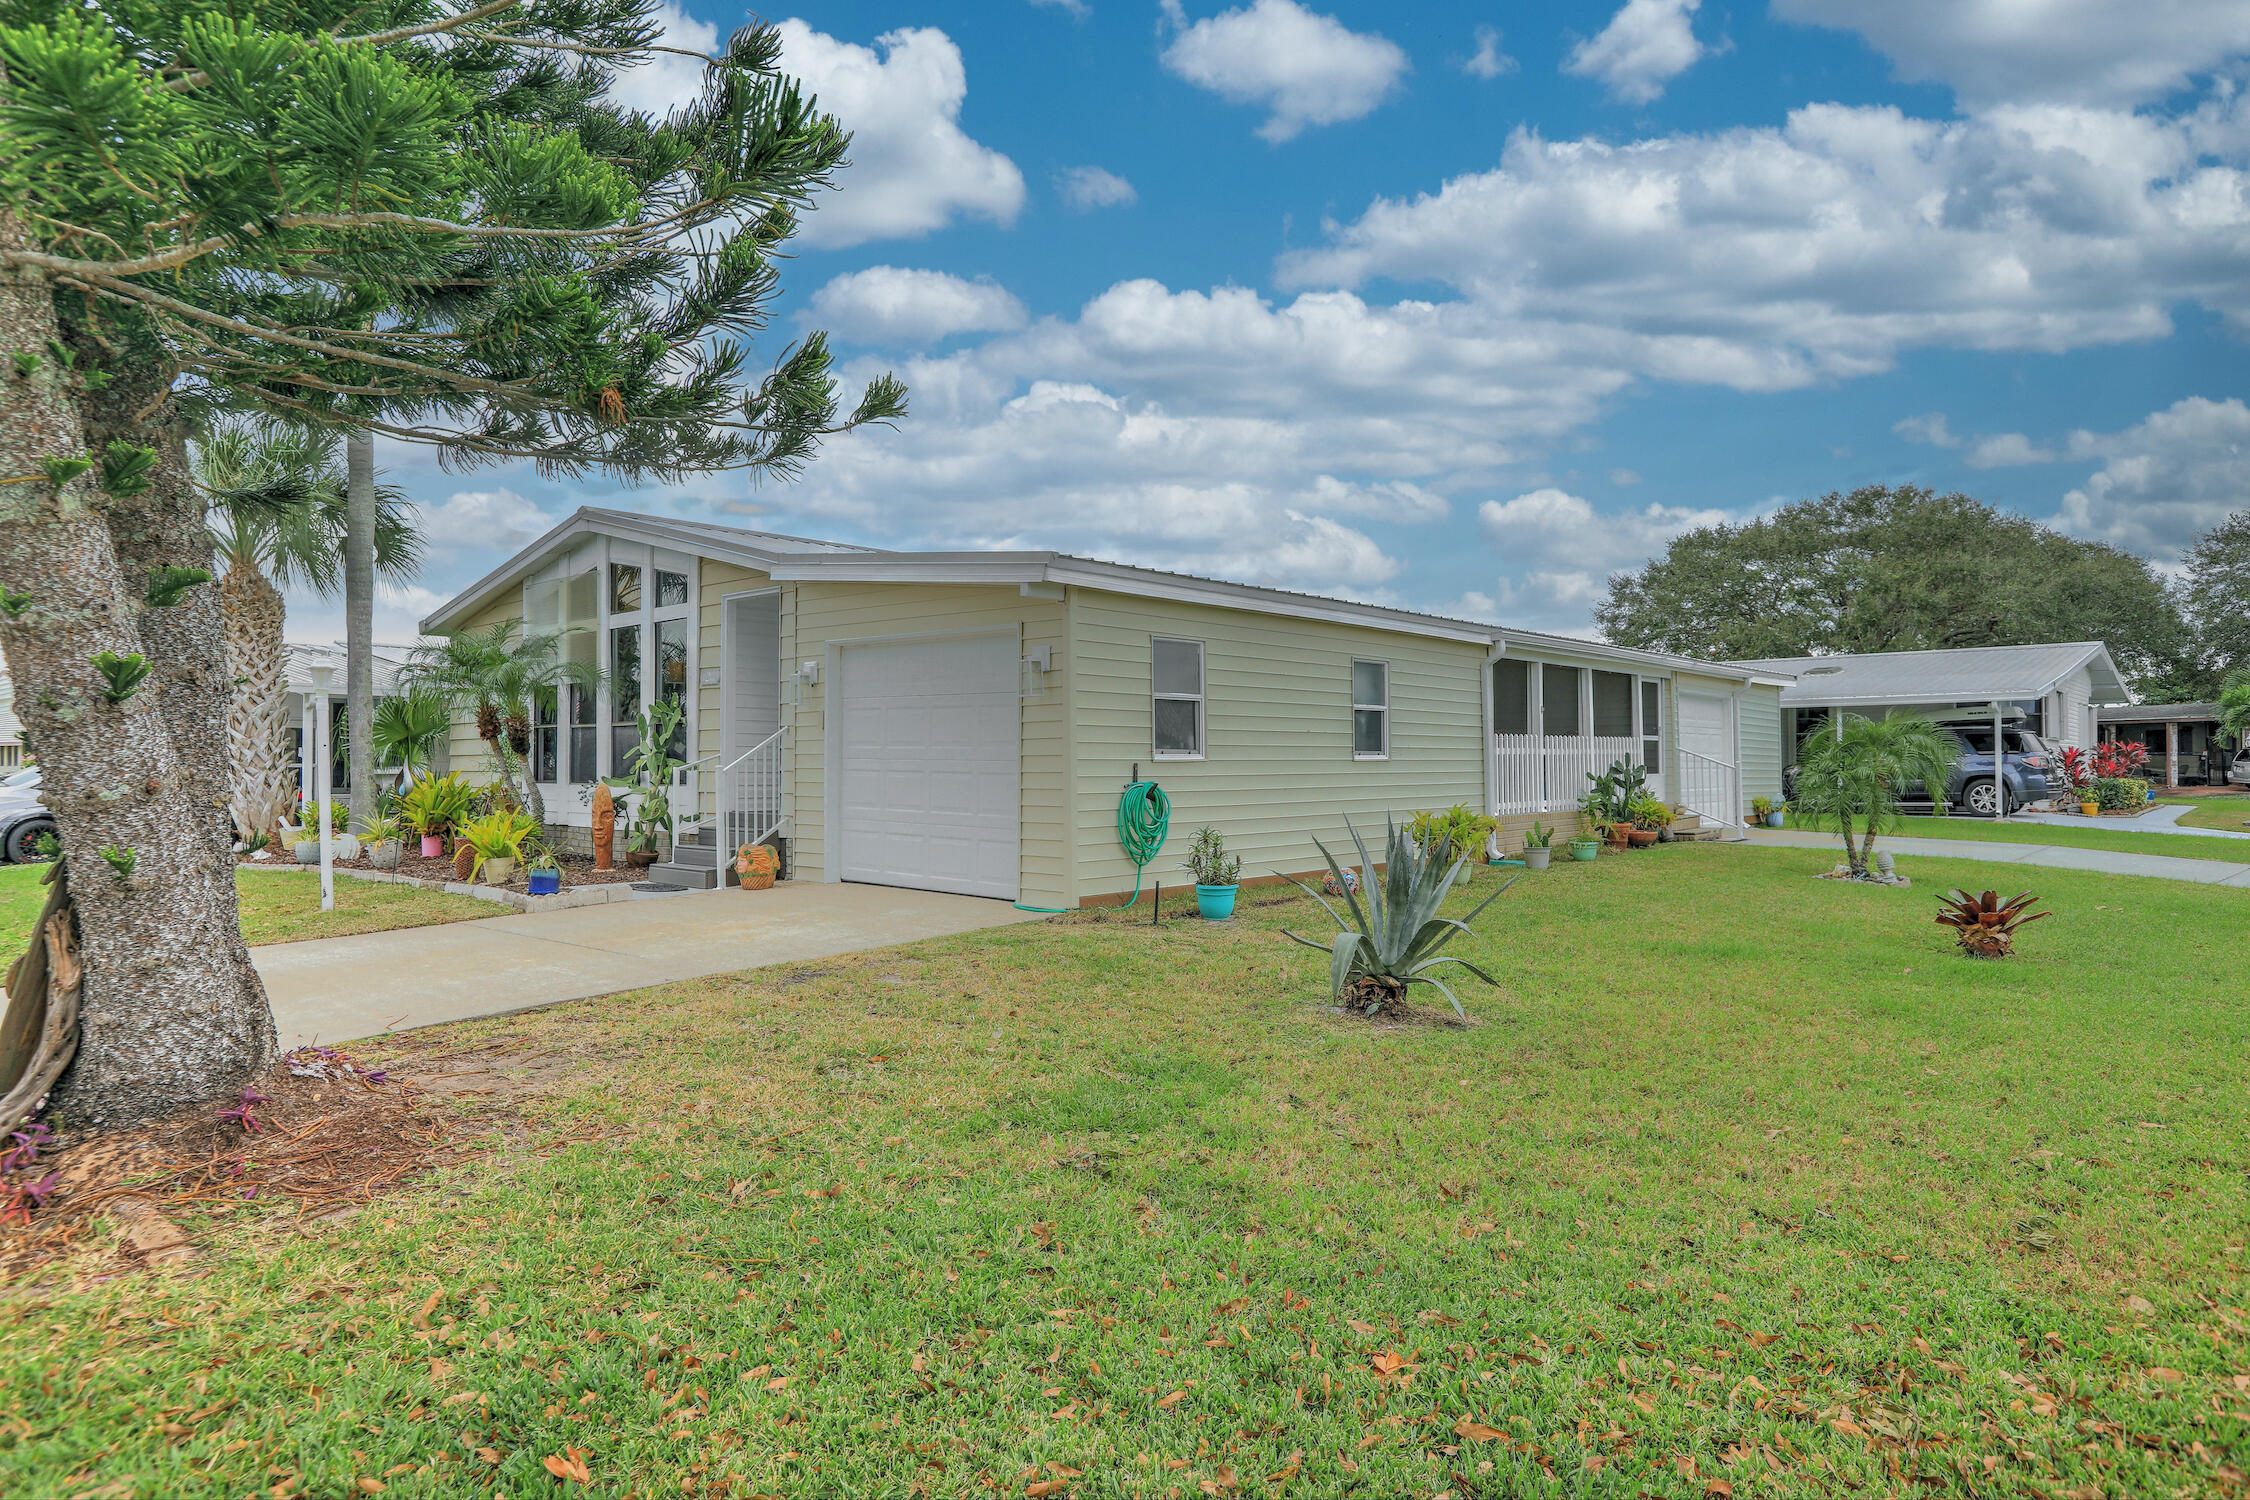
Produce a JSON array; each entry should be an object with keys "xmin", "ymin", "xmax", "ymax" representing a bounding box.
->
[{"xmin": 1490, "ymin": 658, "xmax": 1665, "ymax": 816}]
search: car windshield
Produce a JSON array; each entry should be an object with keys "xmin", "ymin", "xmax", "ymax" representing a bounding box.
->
[{"xmin": 0, "ymin": 767, "xmax": 37, "ymax": 788}]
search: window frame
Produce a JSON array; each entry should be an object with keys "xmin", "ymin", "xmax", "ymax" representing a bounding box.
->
[
  {"xmin": 1351, "ymin": 658, "xmax": 1390, "ymax": 760},
  {"xmin": 1150, "ymin": 636, "xmax": 1206, "ymax": 761}
]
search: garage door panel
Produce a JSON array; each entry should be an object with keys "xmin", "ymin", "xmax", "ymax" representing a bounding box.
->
[{"xmin": 838, "ymin": 635, "xmax": 1018, "ymax": 901}]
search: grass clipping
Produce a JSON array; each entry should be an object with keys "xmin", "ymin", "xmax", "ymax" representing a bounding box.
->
[{"xmin": 0, "ymin": 1046, "xmax": 479, "ymax": 1282}]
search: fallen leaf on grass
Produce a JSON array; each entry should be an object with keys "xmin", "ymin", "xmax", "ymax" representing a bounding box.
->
[
  {"xmin": 1156, "ymin": 1389, "xmax": 1187, "ymax": 1409},
  {"xmin": 408, "ymin": 1290, "xmax": 442, "ymax": 1330},
  {"xmin": 474, "ymin": 1449, "xmax": 500, "ymax": 1465},
  {"xmin": 355, "ymin": 1481, "xmax": 384, "ymax": 1496},
  {"xmin": 542, "ymin": 1448, "xmax": 592, "ymax": 1485},
  {"xmin": 2146, "ymin": 1367, "xmax": 2184, "ymax": 1383},
  {"xmin": 1452, "ymin": 1416, "xmax": 1505, "ymax": 1443}
]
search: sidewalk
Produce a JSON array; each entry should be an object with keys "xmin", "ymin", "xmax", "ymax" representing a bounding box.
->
[
  {"xmin": 252, "ymin": 882, "xmax": 1047, "ymax": 1049},
  {"xmin": 2006, "ymin": 803, "xmax": 2250, "ymax": 840},
  {"xmin": 1741, "ymin": 828, "xmax": 2250, "ymax": 887}
]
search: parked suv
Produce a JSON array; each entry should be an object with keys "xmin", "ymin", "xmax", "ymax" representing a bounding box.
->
[
  {"xmin": 0, "ymin": 766, "xmax": 50, "ymax": 863},
  {"xmin": 1927, "ymin": 725, "xmax": 2052, "ymax": 815},
  {"xmin": 2231, "ymin": 744, "xmax": 2250, "ymax": 787}
]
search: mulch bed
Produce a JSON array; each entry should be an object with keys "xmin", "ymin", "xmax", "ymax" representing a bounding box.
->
[
  {"xmin": 0, "ymin": 1046, "xmax": 484, "ymax": 1284},
  {"xmin": 237, "ymin": 848, "xmax": 651, "ymax": 890}
]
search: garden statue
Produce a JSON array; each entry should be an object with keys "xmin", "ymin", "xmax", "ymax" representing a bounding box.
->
[{"xmin": 591, "ymin": 783, "xmax": 615, "ymax": 870}]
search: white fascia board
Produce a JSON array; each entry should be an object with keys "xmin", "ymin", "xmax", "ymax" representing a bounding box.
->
[
  {"xmin": 1494, "ymin": 629, "xmax": 1761, "ymax": 679},
  {"xmin": 1046, "ymin": 561, "xmax": 1497, "ymax": 645},
  {"xmin": 764, "ymin": 556, "xmax": 1053, "ymax": 586}
]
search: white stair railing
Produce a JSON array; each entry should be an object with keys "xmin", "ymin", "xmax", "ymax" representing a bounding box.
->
[
  {"xmin": 1674, "ymin": 746, "xmax": 1742, "ymax": 831},
  {"xmin": 716, "ymin": 728, "xmax": 785, "ymax": 856}
]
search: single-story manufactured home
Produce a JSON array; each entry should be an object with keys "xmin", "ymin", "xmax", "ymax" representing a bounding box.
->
[
  {"xmin": 1729, "ymin": 642, "xmax": 2130, "ymax": 777},
  {"xmin": 419, "ymin": 508, "xmax": 1791, "ymax": 904},
  {"xmin": 2098, "ymin": 701, "xmax": 2245, "ymax": 789},
  {"xmin": 287, "ymin": 642, "xmax": 419, "ymax": 802}
]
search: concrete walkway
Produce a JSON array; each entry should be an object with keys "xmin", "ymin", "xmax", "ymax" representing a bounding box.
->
[
  {"xmin": 253, "ymin": 882, "xmax": 1048, "ymax": 1049},
  {"xmin": 2006, "ymin": 802, "xmax": 2250, "ymax": 840},
  {"xmin": 1742, "ymin": 828, "xmax": 2250, "ymax": 887}
]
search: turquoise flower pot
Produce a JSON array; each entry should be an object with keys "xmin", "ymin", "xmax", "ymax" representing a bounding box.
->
[{"xmin": 1195, "ymin": 884, "xmax": 1239, "ymax": 919}]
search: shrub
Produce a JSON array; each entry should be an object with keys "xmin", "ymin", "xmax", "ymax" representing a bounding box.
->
[
  {"xmin": 1407, "ymin": 803, "xmax": 1495, "ymax": 861},
  {"xmin": 2091, "ymin": 776, "xmax": 2148, "ymax": 811}
]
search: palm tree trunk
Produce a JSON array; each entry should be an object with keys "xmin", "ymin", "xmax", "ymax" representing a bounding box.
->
[
  {"xmin": 3, "ymin": 210, "xmax": 276, "ymax": 1129},
  {"xmin": 220, "ymin": 564, "xmax": 294, "ymax": 841},
  {"xmin": 1840, "ymin": 811, "xmax": 1864, "ymax": 875},
  {"xmin": 344, "ymin": 432, "xmax": 377, "ymax": 831}
]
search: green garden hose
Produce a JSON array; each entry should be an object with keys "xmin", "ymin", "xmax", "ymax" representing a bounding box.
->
[{"xmin": 1014, "ymin": 779, "xmax": 1171, "ymax": 913}]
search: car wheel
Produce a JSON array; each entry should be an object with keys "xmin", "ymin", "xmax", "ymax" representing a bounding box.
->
[
  {"xmin": 3, "ymin": 819, "xmax": 54, "ymax": 863},
  {"xmin": 1961, "ymin": 778, "xmax": 2006, "ymax": 817}
]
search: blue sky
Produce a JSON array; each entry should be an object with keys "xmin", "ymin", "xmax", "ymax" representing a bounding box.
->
[{"xmin": 336, "ymin": 0, "xmax": 2250, "ymax": 644}]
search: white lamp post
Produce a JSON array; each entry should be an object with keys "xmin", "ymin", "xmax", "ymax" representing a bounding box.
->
[{"xmin": 310, "ymin": 664, "xmax": 336, "ymax": 911}]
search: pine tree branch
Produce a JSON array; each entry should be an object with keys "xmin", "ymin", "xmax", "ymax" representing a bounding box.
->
[{"xmin": 161, "ymin": 0, "xmax": 529, "ymax": 91}]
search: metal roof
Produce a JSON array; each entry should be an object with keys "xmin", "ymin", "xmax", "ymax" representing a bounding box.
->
[
  {"xmin": 285, "ymin": 642, "xmax": 412, "ymax": 699},
  {"xmin": 1728, "ymin": 642, "xmax": 2130, "ymax": 707},
  {"xmin": 2100, "ymin": 701, "xmax": 2223, "ymax": 724}
]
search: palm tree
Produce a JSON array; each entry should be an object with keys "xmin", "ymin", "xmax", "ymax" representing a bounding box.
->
[
  {"xmin": 402, "ymin": 621, "xmax": 599, "ymax": 827},
  {"xmin": 199, "ymin": 424, "xmax": 423, "ymax": 841},
  {"xmin": 370, "ymin": 689, "xmax": 453, "ymax": 787},
  {"xmin": 1790, "ymin": 713, "xmax": 1960, "ymax": 878},
  {"xmin": 2219, "ymin": 670, "xmax": 2250, "ymax": 748}
]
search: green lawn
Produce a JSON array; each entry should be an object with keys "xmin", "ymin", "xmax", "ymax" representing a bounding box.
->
[
  {"xmin": 3, "ymin": 845, "xmax": 2244, "ymax": 1498},
  {"xmin": 1783, "ymin": 811, "xmax": 2250, "ymax": 862},
  {"xmin": 0, "ymin": 861, "xmax": 500, "ymax": 951},
  {"xmin": 2162, "ymin": 796, "xmax": 2250, "ymax": 833}
]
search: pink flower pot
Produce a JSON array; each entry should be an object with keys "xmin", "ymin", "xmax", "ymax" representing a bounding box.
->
[{"xmin": 420, "ymin": 835, "xmax": 443, "ymax": 858}]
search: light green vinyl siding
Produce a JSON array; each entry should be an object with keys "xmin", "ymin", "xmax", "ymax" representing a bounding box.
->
[
  {"xmin": 1069, "ymin": 590, "xmax": 1486, "ymax": 899},
  {"xmin": 1739, "ymin": 682, "xmax": 1784, "ymax": 806},
  {"xmin": 788, "ymin": 581, "xmax": 1067, "ymax": 906},
  {"xmin": 442, "ymin": 593, "xmax": 522, "ymax": 786}
]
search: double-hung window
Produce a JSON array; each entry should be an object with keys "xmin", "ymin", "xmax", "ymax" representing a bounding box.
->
[
  {"xmin": 1152, "ymin": 638, "xmax": 1204, "ymax": 758},
  {"xmin": 1352, "ymin": 660, "xmax": 1388, "ymax": 758}
]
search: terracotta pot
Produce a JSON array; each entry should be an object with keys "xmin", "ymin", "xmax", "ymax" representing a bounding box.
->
[
  {"xmin": 1627, "ymin": 829, "xmax": 1659, "ymax": 847},
  {"xmin": 1606, "ymin": 827, "xmax": 1630, "ymax": 848},
  {"xmin": 625, "ymin": 849, "xmax": 659, "ymax": 869},
  {"xmin": 735, "ymin": 843, "xmax": 779, "ymax": 890}
]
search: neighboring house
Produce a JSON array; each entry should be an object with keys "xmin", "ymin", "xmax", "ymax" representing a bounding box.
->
[
  {"xmin": 419, "ymin": 507, "xmax": 1791, "ymax": 904},
  {"xmin": 0, "ymin": 648, "xmax": 21, "ymax": 768},
  {"xmin": 286, "ymin": 642, "xmax": 423, "ymax": 802},
  {"xmin": 1729, "ymin": 642, "xmax": 2130, "ymax": 778},
  {"xmin": 2098, "ymin": 702, "xmax": 2241, "ymax": 788}
]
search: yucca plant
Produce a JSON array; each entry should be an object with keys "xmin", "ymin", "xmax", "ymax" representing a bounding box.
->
[
  {"xmin": 1282, "ymin": 817, "xmax": 1512, "ymax": 1019},
  {"xmin": 1935, "ymin": 888, "xmax": 2048, "ymax": 958}
]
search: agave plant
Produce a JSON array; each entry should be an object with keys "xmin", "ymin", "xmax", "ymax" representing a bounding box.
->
[
  {"xmin": 1282, "ymin": 816, "xmax": 1512, "ymax": 1018},
  {"xmin": 1935, "ymin": 888, "xmax": 2048, "ymax": 958}
]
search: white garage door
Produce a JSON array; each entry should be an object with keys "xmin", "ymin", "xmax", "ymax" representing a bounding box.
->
[{"xmin": 837, "ymin": 634, "xmax": 1019, "ymax": 900}]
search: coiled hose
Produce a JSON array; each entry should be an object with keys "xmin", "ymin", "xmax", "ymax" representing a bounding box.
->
[{"xmin": 1014, "ymin": 779, "xmax": 1171, "ymax": 912}]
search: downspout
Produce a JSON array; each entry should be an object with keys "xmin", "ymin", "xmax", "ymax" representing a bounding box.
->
[{"xmin": 1481, "ymin": 637, "xmax": 1506, "ymax": 834}]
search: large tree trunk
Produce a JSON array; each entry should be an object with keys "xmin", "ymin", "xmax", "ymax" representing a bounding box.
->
[
  {"xmin": 344, "ymin": 431, "xmax": 376, "ymax": 831},
  {"xmin": 0, "ymin": 231, "xmax": 278, "ymax": 1130},
  {"xmin": 220, "ymin": 562, "xmax": 294, "ymax": 842}
]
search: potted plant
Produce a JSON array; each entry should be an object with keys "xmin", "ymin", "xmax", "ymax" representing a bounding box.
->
[
  {"xmin": 596, "ymin": 700, "xmax": 684, "ymax": 871},
  {"xmin": 364, "ymin": 812, "xmax": 403, "ymax": 870},
  {"xmin": 525, "ymin": 847, "xmax": 563, "ymax": 896},
  {"xmin": 456, "ymin": 808, "xmax": 537, "ymax": 886},
  {"xmin": 1186, "ymin": 825, "xmax": 1242, "ymax": 919},
  {"xmin": 1627, "ymin": 795, "xmax": 1670, "ymax": 846},
  {"xmin": 1408, "ymin": 804, "xmax": 1496, "ymax": 884},
  {"xmin": 399, "ymin": 772, "xmax": 475, "ymax": 858},
  {"xmin": 1751, "ymin": 795, "xmax": 1774, "ymax": 825},
  {"xmin": 1521, "ymin": 820, "xmax": 1553, "ymax": 871},
  {"xmin": 734, "ymin": 842, "xmax": 779, "ymax": 890}
]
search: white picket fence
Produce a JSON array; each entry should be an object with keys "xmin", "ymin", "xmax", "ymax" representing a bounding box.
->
[{"xmin": 1492, "ymin": 734, "xmax": 1641, "ymax": 815}]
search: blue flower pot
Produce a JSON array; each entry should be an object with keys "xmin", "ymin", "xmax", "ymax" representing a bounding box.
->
[
  {"xmin": 1195, "ymin": 884, "xmax": 1239, "ymax": 919},
  {"xmin": 527, "ymin": 869, "xmax": 562, "ymax": 896}
]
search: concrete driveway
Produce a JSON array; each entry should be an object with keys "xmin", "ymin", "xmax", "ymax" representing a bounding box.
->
[{"xmin": 253, "ymin": 882, "xmax": 1048, "ymax": 1048}]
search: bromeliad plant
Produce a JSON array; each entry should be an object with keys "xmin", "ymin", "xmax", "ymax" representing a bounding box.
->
[
  {"xmin": 1282, "ymin": 817, "xmax": 1513, "ymax": 1020},
  {"xmin": 398, "ymin": 772, "xmax": 476, "ymax": 843},
  {"xmin": 1185, "ymin": 826, "xmax": 1241, "ymax": 888},
  {"xmin": 454, "ymin": 809, "xmax": 540, "ymax": 882},
  {"xmin": 1407, "ymin": 803, "xmax": 1497, "ymax": 862},
  {"xmin": 1935, "ymin": 888, "xmax": 2048, "ymax": 959}
]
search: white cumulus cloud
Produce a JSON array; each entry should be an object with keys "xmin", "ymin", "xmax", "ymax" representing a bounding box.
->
[
  {"xmin": 807, "ymin": 267, "xmax": 1027, "ymax": 344},
  {"xmin": 1772, "ymin": 0, "xmax": 2250, "ymax": 108},
  {"xmin": 1965, "ymin": 432, "xmax": 2058, "ymax": 468},
  {"xmin": 411, "ymin": 489, "xmax": 558, "ymax": 551},
  {"xmin": 2051, "ymin": 396, "xmax": 2250, "ymax": 557},
  {"xmin": 1159, "ymin": 0, "xmax": 1409, "ymax": 143},
  {"xmin": 1894, "ymin": 412, "xmax": 1960, "ymax": 448},
  {"xmin": 776, "ymin": 22, "xmax": 1025, "ymax": 248},
  {"xmin": 1563, "ymin": 0, "xmax": 1709, "ymax": 105},
  {"xmin": 1058, "ymin": 165, "xmax": 1138, "ymax": 211},
  {"xmin": 1463, "ymin": 25, "xmax": 1517, "ymax": 81}
]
